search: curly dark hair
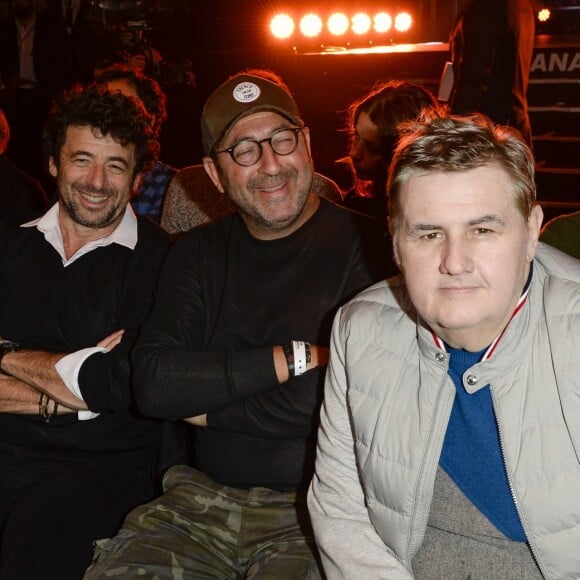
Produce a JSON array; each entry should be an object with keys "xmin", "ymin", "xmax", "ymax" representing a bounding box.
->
[
  {"xmin": 43, "ymin": 83, "xmax": 159, "ymax": 176},
  {"xmin": 96, "ymin": 65, "xmax": 168, "ymax": 136}
]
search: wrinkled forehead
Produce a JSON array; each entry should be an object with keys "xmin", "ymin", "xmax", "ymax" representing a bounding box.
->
[
  {"xmin": 60, "ymin": 124, "xmax": 136, "ymax": 159},
  {"xmin": 399, "ymin": 165, "xmax": 519, "ymax": 214},
  {"xmin": 220, "ymin": 109, "xmax": 297, "ymax": 145}
]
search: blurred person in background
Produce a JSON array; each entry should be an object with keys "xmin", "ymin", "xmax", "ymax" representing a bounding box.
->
[
  {"xmin": 540, "ymin": 210, "xmax": 580, "ymax": 259},
  {"xmin": 97, "ymin": 66, "xmax": 176, "ymax": 223},
  {"xmin": 0, "ymin": 107, "xmax": 48, "ymax": 222},
  {"xmin": 0, "ymin": 0, "xmax": 105, "ymax": 186},
  {"xmin": 342, "ymin": 80, "xmax": 441, "ymax": 222},
  {"xmin": 448, "ymin": 0, "xmax": 535, "ymax": 146}
]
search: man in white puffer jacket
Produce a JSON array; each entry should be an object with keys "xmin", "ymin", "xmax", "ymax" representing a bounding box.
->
[{"xmin": 308, "ymin": 112, "xmax": 580, "ymax": 580}]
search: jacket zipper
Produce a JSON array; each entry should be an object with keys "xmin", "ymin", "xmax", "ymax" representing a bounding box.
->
[
  {"xmin": 406, "ymin": 375, "xmax": 455, "ymax": 565},
  {"xmin": 490, "ymin": 386, "xmax": 547, "ymax": 579}
]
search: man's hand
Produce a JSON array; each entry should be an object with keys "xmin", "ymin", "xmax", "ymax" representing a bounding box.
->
[
  {"xmin": 184, "ymin": 414, "xmax": 208, "ymax": 427},
  {"xmin": 97, "ymin": 329, "xmax": 125, "ymax": 351},
  {"xmin": 0, "ymin": 329, "xmax": 125, "ymax": 411}
]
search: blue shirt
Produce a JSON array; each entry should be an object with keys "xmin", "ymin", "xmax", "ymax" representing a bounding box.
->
[
  {"xmin": 131, "ymin": 160, "xmax": 176, "ymax": 223},
  {"xmin": 439, "ymin": 347, "xmax": 526, "ymax": 541}
]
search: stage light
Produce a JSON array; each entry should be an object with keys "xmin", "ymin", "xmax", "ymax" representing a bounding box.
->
[
  {"xmin": 394, "ymin": 11, "xmax": 412, "ymax": 32},
  {"xmin": 267, "ymin": 6, "xmax": 416, "ymax": 49},
  {"xmin": 300, "ymin": 13, "xmax": 323, "ymax": 38},
  {"xmin": 374, "ymin": 12, "xmax": 392, "ymax": 33},
  {"xmin": 538, "ymin": 8, "xmax": 551, "ymax": 22},
  {"xmin": 351, "ymin": 12, "xmax": 371, "ymax": 35},
  {"xmin": 270, "ymin": 13, "xmax": 294, "ymax": 40},
  {"xmin": 328, "ymin": 12, "xmax": 349, "ymax": 36}
]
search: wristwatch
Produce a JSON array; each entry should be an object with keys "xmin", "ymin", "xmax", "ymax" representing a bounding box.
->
[{"xmin": 0, "ymin": 339, "xmax": 22, "ymax": 368}]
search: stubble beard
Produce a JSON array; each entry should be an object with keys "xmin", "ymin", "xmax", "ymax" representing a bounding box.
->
[
  {"xmin": 62, "ymin": 184, "xmax": 124, "ymax": 229},
  {"xmin": 245, "ymin": 165, "xmax": 314, "ymax": 233}
]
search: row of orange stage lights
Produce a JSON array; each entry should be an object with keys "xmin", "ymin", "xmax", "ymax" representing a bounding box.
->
[{"xmin": 269, "ymin": 11, "xmax": 413, "ymax": 41}]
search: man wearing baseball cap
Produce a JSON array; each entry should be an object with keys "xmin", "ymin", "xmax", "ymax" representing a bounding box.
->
[{"xmin": 85, "ymin": 71, "xmax": 396, "ymax": 579}]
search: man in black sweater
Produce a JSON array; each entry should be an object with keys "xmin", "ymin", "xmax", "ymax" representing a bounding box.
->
[
  {"xmin": 0, "ymin": 85, "xmax": 171, "ymax": 579},
  {"xmin": 84, "ymin": 72, "xmax": 396, "ymax": 579}
]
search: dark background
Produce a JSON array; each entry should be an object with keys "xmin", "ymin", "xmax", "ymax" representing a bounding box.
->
[
  {"xmin": 152, "ymin": 1, "xmax": 471, "ymax": 183},
  {"xmin": 122, "ymin": 0, "xmax": 579, "ymax": 217}
]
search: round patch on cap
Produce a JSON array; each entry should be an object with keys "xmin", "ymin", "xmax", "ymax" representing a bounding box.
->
[{"xmin": 232, "ymin": 82, "xmax": 261, "ymax": 103}]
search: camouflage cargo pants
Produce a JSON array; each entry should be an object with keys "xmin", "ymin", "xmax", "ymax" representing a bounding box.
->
[{"xmin": 83, "ymin": 464, "xmax": 323, "ymax": 579}]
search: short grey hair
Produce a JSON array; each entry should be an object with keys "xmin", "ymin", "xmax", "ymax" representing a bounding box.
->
[{"xmin": 387, "ymin": 113, "xmax": 536, "ymax": 231}]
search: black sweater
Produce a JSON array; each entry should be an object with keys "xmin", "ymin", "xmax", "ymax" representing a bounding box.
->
[
  {"xmin": 133, "ymin": 199, "xmax": 396, "ymax": 490},
  {"xmin": 0, "ymin": 217, "xmax": 171, "ymax": 469}
]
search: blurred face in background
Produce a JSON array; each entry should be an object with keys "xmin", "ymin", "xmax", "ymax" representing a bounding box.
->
[
  {"xmin": 349, "ymin": 111, "xmax": 388, "ymax": 186},
  {"xmin": 104, "ymin": 79, "xmax": 156, "ymax": 130}
]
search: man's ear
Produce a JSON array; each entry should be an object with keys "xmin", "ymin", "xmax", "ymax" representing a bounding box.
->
[
  {"xmin": 392, "ymin": 236, "xmax": 402, "ymax": 270},
  {"xmin": 203, "ymin": 157, "xmax": 225, "ymax": 194},
  {"xmin": 389, "ymin": 218, "xmax": 403, "ymax": 270},
  {"xmin": 526, "ymin": 204, "xmax": 544, "ymax": 261},
  {"xmin": 301, "ymin": 126, "xmax": 312, "ymax": 157},
  {"xmin": 131, "ymin": 173, "xmax": 143, "ymax": 198},
  {"xmin": 48, "ymin": 157, "xmax": 58, "ymax": 178}
]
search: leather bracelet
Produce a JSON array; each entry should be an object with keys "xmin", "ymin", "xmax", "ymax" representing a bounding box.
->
[
  {"xmin": 282, "ymin": 342, "xmax": 295, "ymax": 378},
  {"xmin": 38, "ymin": 393, "xmax": 50, "ymax": 422},
  {"xmin": 38, "ymin": 393, "xmax": 58, "ymax": 423}
]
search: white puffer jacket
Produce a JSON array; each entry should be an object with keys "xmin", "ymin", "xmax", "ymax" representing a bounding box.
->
[{"xmin": 309, "ymin": 243, "xmax": 580, "ymax": 579}]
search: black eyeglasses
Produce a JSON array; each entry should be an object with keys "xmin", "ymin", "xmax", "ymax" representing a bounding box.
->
[{"xmin": 215, "ymin": 127, "xmax": 303, "ymax": 167}]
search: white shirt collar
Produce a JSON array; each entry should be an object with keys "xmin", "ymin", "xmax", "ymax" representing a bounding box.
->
[{"xmin": 22, "ymin": 202, "xmax": 138, "ymax": 266}]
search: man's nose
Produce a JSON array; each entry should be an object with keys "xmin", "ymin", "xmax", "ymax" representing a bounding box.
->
[
  {"xmin": 439, "ymin": 236, "xmax": 474, "ymax": 275},
  {"xmin": 86, "ymin": 164, "xmax": 106, "ymax": 188},
  {"xmin": 259, "ymin": 141, "xmax": 284, "ymax": 173}
]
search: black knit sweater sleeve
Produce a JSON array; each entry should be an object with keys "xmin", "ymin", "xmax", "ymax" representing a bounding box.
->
[
  {"xmin": 78, "ymin": 219, "xmax": 171, "ymax": 412},
  {"xmin": 132, "ymin": 220, "xmax": 280, "ymax": 421},
  {"xmin": 206, "ymin": 206, "xmax": 395, "ymax": 439}
]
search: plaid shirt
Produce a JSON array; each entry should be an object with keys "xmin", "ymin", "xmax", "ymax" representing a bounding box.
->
[{"xmin": 131, "ymin": 160, "xmax": 176, "ymax": 223}]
